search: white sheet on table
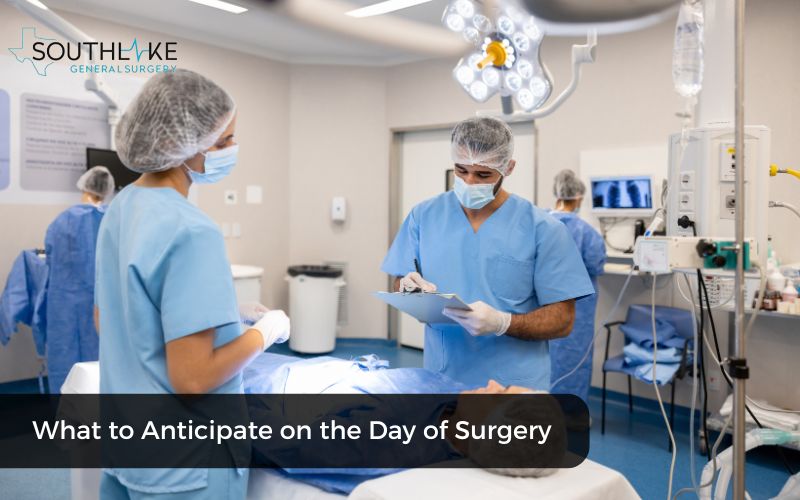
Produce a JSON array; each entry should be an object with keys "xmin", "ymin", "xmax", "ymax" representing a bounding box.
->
[
  {"xmin": 247, "ymin": 469, "xmax": 345, "ymax": 500},
  {"xmin": 348, "ymin": 460, "xmax": 640, "ymax": 500},
  {"xmin": 61, "ymin": 361, "xmax": 100, "ymax": 394}
]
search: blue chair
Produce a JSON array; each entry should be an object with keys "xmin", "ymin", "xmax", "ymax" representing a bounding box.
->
[{"xmin": 600, "ymin": 304, "xmax": 695, "ymax": 446}]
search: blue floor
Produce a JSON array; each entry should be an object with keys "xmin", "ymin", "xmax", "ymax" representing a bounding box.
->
[{"xmin": 0, "ymin": 338, "xmax": 795, "ymax": 499}]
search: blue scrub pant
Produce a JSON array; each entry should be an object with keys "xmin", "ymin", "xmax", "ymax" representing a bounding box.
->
[{"xmin": 100, "ymin": 469, "xmax": 248, "ymax": 500}]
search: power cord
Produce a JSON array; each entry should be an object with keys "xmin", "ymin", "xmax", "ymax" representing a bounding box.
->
[
  {"xmin": 769, "ymin": 200, "xmax": 800, "ymax": 221},
  {"xmin": 651, "ymin": 275, "xmax": 677, "ymax": 500}
]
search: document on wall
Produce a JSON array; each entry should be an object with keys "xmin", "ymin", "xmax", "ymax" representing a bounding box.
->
[
  {"xmin": 373, "ymin": 291, "xmax": 472, "ymax": 325},
  {"xmin": 20, "ymin": 93, "xmax": 110, "ymax": 192}
]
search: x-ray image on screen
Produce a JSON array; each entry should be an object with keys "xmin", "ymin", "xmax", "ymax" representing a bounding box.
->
[{"xmin": 591, "ymin": 177, "xmax": 652, "ymax": 210}]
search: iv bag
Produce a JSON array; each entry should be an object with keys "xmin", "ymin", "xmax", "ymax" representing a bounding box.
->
[{"xmin": 672, "ymin": 0, "xmax": 704, "ymax": 98}]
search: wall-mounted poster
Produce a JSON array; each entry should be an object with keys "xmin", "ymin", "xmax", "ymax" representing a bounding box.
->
[
  {"xmin": 20, "ymin": 93, "xmax": 109, "ymax": 192},
  {"xmin": 0, "ymin": 89, "xmax": 8, "ymax": 191}
]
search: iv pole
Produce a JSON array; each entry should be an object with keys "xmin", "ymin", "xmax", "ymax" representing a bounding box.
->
[{"xmin": 731, "ymin": 0, "xmax": 748, "ymax": 496}]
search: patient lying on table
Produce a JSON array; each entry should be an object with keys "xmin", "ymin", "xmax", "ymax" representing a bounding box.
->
[{"xmin": 243, "ymin": 353, "xmax": 573, "ymax": 495}]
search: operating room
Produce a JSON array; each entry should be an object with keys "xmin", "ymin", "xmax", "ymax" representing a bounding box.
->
[{"xmin": 0, "ymin": 0, "xmax": 799, "ymax": 499}]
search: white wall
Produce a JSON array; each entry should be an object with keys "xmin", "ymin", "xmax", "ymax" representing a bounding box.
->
[{"xmin": 287, "ymin": 65, "xmax": 389, "ymax": 338}]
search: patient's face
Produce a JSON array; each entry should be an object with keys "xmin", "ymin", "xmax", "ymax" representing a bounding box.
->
[{"xmin": 462, "ymin": 379, "xmax": 537, "ymax": 395}]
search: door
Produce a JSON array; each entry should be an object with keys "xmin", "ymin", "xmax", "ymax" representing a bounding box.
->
[{"xmin": 395, "ymin": 123, "xmax": 536, "ymax": 348}]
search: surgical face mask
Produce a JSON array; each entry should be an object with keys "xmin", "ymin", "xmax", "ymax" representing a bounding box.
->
[
  {"xmin": 453, "ymin": 175, "xmax": 499, "ymax": 210},
  {"xmin": 184, "ymin": 144, "xmax": 239, "ymax": 184}
]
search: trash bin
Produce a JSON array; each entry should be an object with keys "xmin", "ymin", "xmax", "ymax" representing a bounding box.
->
[{"xmin": 286, "ymin": 265, "xmax": 345, "ymax": 353}]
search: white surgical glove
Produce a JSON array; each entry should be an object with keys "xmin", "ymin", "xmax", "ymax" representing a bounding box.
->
[
  {"xmin": 442, "ymin": 301, "xmax": 511, "ymax": 337},
  {"xmin": 250, "ymin": 310, "xmax": 291, "ymax": 350},
  {"xmin": 399, "ymin": 272, "xmax": 437, "ymax": 293},
  {"xmin": 239, "ymin": 302, "xmax": 270, "ymax": 326}
]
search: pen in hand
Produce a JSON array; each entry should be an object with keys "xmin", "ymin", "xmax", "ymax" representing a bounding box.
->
[{"xmin": 410, "ymin": 258, "xmax": 423, "ymax": 294}]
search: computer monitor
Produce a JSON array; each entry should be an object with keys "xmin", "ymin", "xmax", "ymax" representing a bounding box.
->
[
  {"xmin": 590, "ymin": 175, "xmax": 655, "ymax": 217},
  {"xmin": 86, "ymin": 148, "xmax": 140, "ymax": 192}
]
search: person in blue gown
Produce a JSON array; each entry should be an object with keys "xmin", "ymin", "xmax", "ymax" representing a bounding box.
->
[
  {"xmin": 43, "ymin": 166, "xmax": 115, "ymax": 393},
  {"xmin": 95, "ymin": 70, "xmax": 291, "ymax": 500},
  {"xmin": 548, "ymin": 169, "xmax": 607, "ymax": 404},
  {"xmin": 382, "ymin": 117, "xmax": 595, "ymax": 391}
]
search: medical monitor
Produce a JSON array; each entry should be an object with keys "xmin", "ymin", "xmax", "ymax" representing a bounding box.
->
[
  {"xmin": 590, "ymin": 175, "xmax": 654, "ymax": 217},
  {"xmin": 86, "ymin": 148, "xmax": 140, "ymax": 192}
]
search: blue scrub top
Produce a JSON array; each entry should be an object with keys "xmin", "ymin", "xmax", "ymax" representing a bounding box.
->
[
  {"xmin": 95, "ymin": 186, "xmax": 242, "ymax": 493},
  {"xmin": 382, "ymin": 191, "xmax": 595, "ymax": 390}
]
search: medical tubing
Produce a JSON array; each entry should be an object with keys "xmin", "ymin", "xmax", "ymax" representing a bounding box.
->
[
  {"xmin": 696, "ymin": 273, "xmax": 711, "ymax": 463},
  {"xmin": 651, "ymin": 275, "xmax": 677, "ymax": 500},
  {"xmin": 699, "ymin": 272, "xmax": 798, "ymax": 475},
  {"xmin": 769, "ymin": 201, "xmax": 800, "ymax": 221},
  {"xmin": 550, "ymin": 266, "xmax": 636, "ymax": 387},
  {"xmin": 674, "ymin": 275, "xmax": 724, "ymax": 500},
  {"xmin": 688, "ymin": 273, "xmax": 701, "ymax": 492},
  {"xmin": 697, "ymin": 413, "xmax": 732, "ymax": 499},
  {"xmin": 712, "ymin": 430, "xmax": 767, "ymax": 500}
]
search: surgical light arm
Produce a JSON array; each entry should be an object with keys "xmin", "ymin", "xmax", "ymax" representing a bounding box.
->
[
  {"xmin": 478, "ymin": 31, "xmax": 597, "ymax": 121},
  {"xmin": 7, "ymin": 0, "xmax": 120, "ymax": 143}
]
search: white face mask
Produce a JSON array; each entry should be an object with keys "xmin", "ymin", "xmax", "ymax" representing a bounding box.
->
[{"xmin": 453, "ymin": 176, "xmax": 499, "ymax": 209}]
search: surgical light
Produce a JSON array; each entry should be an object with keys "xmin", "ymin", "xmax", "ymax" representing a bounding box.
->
[
  {"xmin": 185, "ymin": 0, "xmax": 247, "ymax": 14},
  {"xmin": 530, "ymin": 76, "xmax": 549, "ymax": 97},
  {"xmin": 469, "ymin": 81, "xmax": 489, "ymax": 101},
  {"xmin": 497, "ymin": 16, "xmax": 515, "ymax": 35},
  {"xmin": 523, "ymin": 20, "xmax": 542, "ymax": 40},
  {"xmin": 454, "ymin": 0, "xmax": 475, "ymax": 17},
  {"xmin": 455, "ymin": 65, "xmax": 476, "ymax": 85},
  {"xmin": 444, "ymin": 0, "xmax": 553, "ymax": 112},
  {"xmin": 516, "ymin": 59, "xmax": 533, "ymax": 79},
  {"xmin": 463, "ymin": 27, "xmax": 481, "ymax": 44},
  {"xmin": 516, "ymin": 88, "xmax": 534, "ymax": 109},
  {"xmin": 445, "ymin": 13, "xmax": 466, "ymax": 32},
  {"xmin": 481, "ymin": 67, "xmax": 500, "ymax": 88},
  {"xmin": 504, "ymin": 72, "xmax": 522, "ymax": 91},
  {"xmin": 473, "ymin": 14, "xmax": 492, "ymax": 32}
]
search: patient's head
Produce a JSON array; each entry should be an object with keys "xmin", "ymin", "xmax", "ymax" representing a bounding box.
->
[
  {"xmin": 463, "ymin": 379, "xmax": 545, "ymax": 395},
  {"xmin": 455, "ymin": 380, "xmax": 564, "ymax": 478}
]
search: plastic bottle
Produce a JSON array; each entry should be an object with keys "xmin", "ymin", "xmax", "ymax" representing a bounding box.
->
[
  {"xmin": 766, "ymin": 237, "xmax": 780, "ymax": 272},
  {"xmin": 782, "ymin": 284, "xmax": 798, "ymax": 303},
  {"xmin": 767, "ymin": 269, "xmax": 786, "ymax": 292},
  {"xmin": 672, "ymin": 0, "xmax": 705, "ymax": 98}
]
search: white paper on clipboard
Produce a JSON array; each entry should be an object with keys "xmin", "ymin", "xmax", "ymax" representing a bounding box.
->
[{"xmin": 373, "ymin": 291, "xmax": 472, "ymax": 324}]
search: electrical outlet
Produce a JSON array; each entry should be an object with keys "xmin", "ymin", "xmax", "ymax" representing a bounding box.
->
[
  {"xmin": 719, "ymin": 144, "xmax": 736, "ymax": 182},
  {"xmin": 224, "ymin": 190, "xmax": 238, "ymax": 205},
  {"xmin": 720, "ymin": 185, "xmax": 735, "ymax": 220},
  {"xmin": 679, "ymin": 170, "xmax": 695, "ymax": 190},
  {"xmin": 679, "ymin": 192, "xmax": 695, "ymax": 211}
]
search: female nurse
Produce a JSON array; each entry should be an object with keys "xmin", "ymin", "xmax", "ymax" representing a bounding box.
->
[
  {"xmin": 94, "ymin": 70, "xmax": 290, "ymax": 499},
  {"xmin": 548, "ymin": 169, "xmax": 607, "ymax": 404},
  {"xmin": 382, "ymin": 117, "xmax": 595, "ymax": 391}
]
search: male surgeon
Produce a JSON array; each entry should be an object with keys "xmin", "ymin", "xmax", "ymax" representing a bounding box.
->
[{"xmin": 382, "ymin": 117, "xmax": 594, "ymax": 390}]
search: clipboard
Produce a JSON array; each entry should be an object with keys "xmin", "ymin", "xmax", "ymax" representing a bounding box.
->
[{"xmin": 373, "ymin": 291, "xmax": 472, "ymax": 324}]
